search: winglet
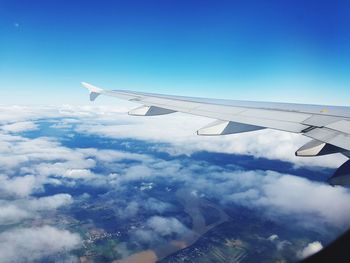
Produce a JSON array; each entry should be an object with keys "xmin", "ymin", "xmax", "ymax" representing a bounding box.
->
[{"xmin": 81, "ymin": 82, "xmax": 104, "ymax": 101}]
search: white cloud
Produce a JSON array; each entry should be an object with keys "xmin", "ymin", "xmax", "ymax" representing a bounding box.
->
[
  {"xmin": 297, "ymin": 241, "xmax": 323, "ymax": 259},
  {"xmin": 256, "ymin": 173, "xmax": 350, "ymax": 229},
  {"xmin": 70, "ymin": 147, "xmax": 350, "ymax": 231},
  {"xmin": 132, "ymin": 216, "xmax": 190, "ymax": 245},
  {"xmin": 78, "ymin": 148, "xmax": 152, "ymax": 163},
  {"xmin": 268, "ymin": 234, "xmax": 279, "ymax": 241},
  {"xmin": 147, "ymin": 216, "xmax": 188, "ymax": 236},
  {"xmin": 0, "ymin": 194, "xmax": 73, "ymax": 225},
  {"xmin": 0, "ymin": 105, "xmax": 56, "ymax": 123},
  {"xmin": 267, "ymin": 234, "xmax": 292, "ymax": 251},
  {"xmin": 117, "ymin": 198, "xmax": 174, "ymax": 220},
  {"xmin": 1, "ymin": 121, "xmax": 38, "ymax": 133},
  {"xmin": 26, "ymin": 194, "xmax": 73, "ymax": 211},
  {"xmin": 0, "ymin": 204, "xmax": 31, "ymax": 225},
  {"xmin": 0, "ymin": 226, "xmax": 81, "ymax": 263},
  {"xmin": 0, "ymin": 174, "xmax": 39, "ymax": 197},
  {"xmin": 65, "ymin": 169, "xmax": 94, "ymax": 179},
  {"xmin": 123, "ymin": 165, "xmax": 153, "ymax": 181},
  {"xmin": 107, "ymin": 157, "xmax": 350, "ymax": 230},
  {"xmin": 143, "ymin": 198, "xmax": 173, "ymax": 214},
  {"xmin": 0, "ymin": 119, "xmax": 170, "ymax": 230},
  {"xmin": 0, "ymin": 135, "xmax": 82, "ymax": 172},
  {"xmin": 195, "ymin": 169, "xmax": 350, "ymax": 229}
]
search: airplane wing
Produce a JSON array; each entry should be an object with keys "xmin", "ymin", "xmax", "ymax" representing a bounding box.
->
[{"xmin": 82, "ymin": 82, "xmax": 350, "ymax": 186}]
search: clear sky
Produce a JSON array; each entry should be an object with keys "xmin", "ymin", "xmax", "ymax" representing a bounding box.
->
[{"xmin": 1, "ymin": 0, "xmax": 350, "ymax": 105}]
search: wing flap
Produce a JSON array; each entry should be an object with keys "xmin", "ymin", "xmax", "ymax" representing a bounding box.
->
[
  {"xmin": 304, "ymin": 127, "xmax": 350, "ymax": 152},
  {"xmin": 326, "ymin": 120, "xmax": 350, "ymax": 134},
  {"xmin": 302, "ymin": 115, "xmax": 343, "ymax": 127}
]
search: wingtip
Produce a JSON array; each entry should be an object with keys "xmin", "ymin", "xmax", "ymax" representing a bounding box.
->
[
  {"xmin": 81, "ymin": 81, "xmax": 93, "ymax": 89},
  {"xmin": 81, "ymin": 82, "xmax": 104, "ymax": 93},
  {"xmin": 81, "ymin": 82, "xmax": 104, "ymax": 102}
]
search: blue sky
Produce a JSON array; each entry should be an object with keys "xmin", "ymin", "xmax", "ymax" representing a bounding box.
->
[{"xmin": 1, "ymin": 0, "xmax": 350, "ymax": 105}]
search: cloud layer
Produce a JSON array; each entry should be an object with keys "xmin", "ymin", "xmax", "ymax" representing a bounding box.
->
[
  {"xmin": 0, "ymin": 226, "xmax": 81, "ymax": 263},
  {"xmin": 0, "ymin": 104, "xmax": 349, "ymax": 262},
  {"xmin": 1, "ymin": 104, "xmax": 346, "ymax": 168}
]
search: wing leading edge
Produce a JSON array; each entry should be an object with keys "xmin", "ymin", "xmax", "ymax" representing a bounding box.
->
[{"xmin": 82, "ymin": 82, "xmax": 350, "ymax": 186}]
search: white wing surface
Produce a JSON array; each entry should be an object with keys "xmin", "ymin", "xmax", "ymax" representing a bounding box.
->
[{"xmin": 82, "ymin": 82, "xmax": 350, "ymax": 186}]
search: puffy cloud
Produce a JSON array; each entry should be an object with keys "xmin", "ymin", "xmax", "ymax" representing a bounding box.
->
[
  {"xmin": 0, "ymin": 134, "xmax": 82, "ymax": 172},
  {"xmin": 65, "ymin": 169, "xmax": 94, "ymax": 179},
  {"xmin": 0, "ymin": 174, "xmax": 39, "ymax": 197},
  {"xmin": 267, "ymin": 234, "xmax": 279, "ymax": 242},
  {"xmin": 147, "ymin": 216, "xmax": 188, "ymax": 236},
  {"xmin": 0, "ymin": 105, "xmax": 56, "ymax": 123},
  {"xmin": 267, "ymin": 234, "xmax": 292, "ymax": 251},
  {"xmin": 255, "ymin": 173, "xmax": 350, "ymax": 229},
  {"xmin": 0, "ymin": 226, "xmax": 81, "ymax": 263},
  {"xmin": 103, "ymin": 156, "xmax": 350, "ymax": 231},
  {"xmin": 0, "ymin": 133, "xmax": 98, "ymax": 197},
  {"xmin": 1, "ymin": 118, "xmax": 349, "ymax": 232},
  {"xmin": 75, "ymin": 149, "xmax": 350, "ymax": 231},
  {"xmin": 27, "ymin": 160, "xmax": 96, "ymax": 179},
  {"xmin": 0, "ymin": 129, "xmax": 151, "ymax": 196},
  {"xmin": 0, "ymin": 105, "xmax": 127, "ymax": 124},
  {"xmin": 123, "ymin": 165, "xmax": 153, "ymax": 181},
  {"xmin": 1, "ymin": 121, "xmax": 38, "ymax": 133},
  {"xmin": 25, "ymin": 194, "xmax": 73, "ymax": 211},
  {"xmin": 193, "ymin": 169, "xmax": 350, "ymax": 229},
  {"xmin": 143, "ymin": 198, "xmax": 174, "ymax": 214},
  {"xmin": 0, "ymin": 194, "xmax": 73, "ymax": 225},
  {"xmin": 117, "ymin": 198, "xmax": 174, "ymax": 220},
  {"xmin": 78, "ymin": 148, "xmax": 151, "ymax": 163},
  {"xmin": 0, "ymin": 204, "xmax": 31, "ymax": 225},
  {"xmin": 0, "ymin": 115, "xmax": 176, "ymax": 232},
  {"xmin": 297, "ymin": 241, "xmax": 323, "ymax": 259},
  {"xmin": 132, "ymin": 216, "xmax": 189, "ymax": 245},
  {"xmin": 0, "ymin": 128, "xmax": 150, "ymax": 183}
]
